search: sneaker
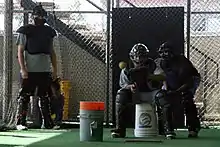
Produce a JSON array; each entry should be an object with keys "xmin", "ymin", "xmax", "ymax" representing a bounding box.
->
[
  {"xmin": 53, "ymin": 125, "xmax": 61, "ymax": 130},
  {"xmin": 166, "ymin": 132, "xmax": 176, "ymax": 139},
  {"xmin": 16, "ymin": 125, "xmax": 28, "ymax": 131},
  {"xmin": 111, "ymin": 129, "xmax": 126, "ymax": 138}
]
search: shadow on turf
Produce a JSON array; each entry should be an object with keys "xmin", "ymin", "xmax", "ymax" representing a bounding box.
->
[
  {"xmin": 0, "ymin": 134, "xmax": 37, "ymax": 138},
  {"xmin": 0, "ymin": 144, "xmax": 22, "ymax": 147}
]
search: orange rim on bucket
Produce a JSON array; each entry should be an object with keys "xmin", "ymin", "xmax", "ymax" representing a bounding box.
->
[{"xmin": 80, "ymin": 101, "xmax": 105, "ymax": 111}]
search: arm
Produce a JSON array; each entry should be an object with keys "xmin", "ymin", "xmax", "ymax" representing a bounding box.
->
[
  {"xmin": 175, "ymin": 56, "xmax": 195, "ymax": 92},
  {"xmin": 18, "ymin": 45, "xmax": 26, "ymax": 70},
  {"xmin": 16, "ymin": 33, "xmax": 26, "ymax": 70},
  {"xmin": 176, "ymin": 78, "xmax": 193, "ymax": 92},
  {"xmin": 50, "ymin": 28, "xmax": 58, "ymax": 75},
  {"xmin": 51, "ymin": 47, "xmax": 57, "ymax": 75},
  {"xmin": 119, "ymin": 69, "xmax": 133, "ymax": 89}
]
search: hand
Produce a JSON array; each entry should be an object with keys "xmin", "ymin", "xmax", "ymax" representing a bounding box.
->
[
  {"xmin": 130, "ymin": 84, "xmax": 137, "ymax": 93},
  {"xmin": 21, "ymin": 68, "xmax": 28, "ymax": 79}
]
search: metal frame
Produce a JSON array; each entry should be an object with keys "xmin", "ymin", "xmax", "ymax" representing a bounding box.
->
[
  {"xmin": 186, "ymin": 0, "xmax": 191, "ymax": 59},
  {"xmin": 13, "ymin": 10, "xmax": 108, "ymax": 14},
  {"xmin": 106, "ymin": 0, "xmax": 111, "ymax": 127},
  {"xmin": 3, "ymin": 0, "xmax": 13, "ymax": 120}
]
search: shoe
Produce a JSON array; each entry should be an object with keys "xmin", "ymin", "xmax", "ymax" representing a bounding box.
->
[
  {"xmin": 16, "ymin": 125, "xmax": 28, "ymax": 131},
  {"xmin": 111, "ymin": 129, "xmax": 126, "ymax": 138},
  {"xmin": 53, "ymin": 125, "xmax": 61, "ymax": 130},
  {"xmin": 188, "ymin": 131, "xmax": 198, "ymax": 138},
  {"xmin": 165, "ymin": 132, "xmax": 176, "ymax": 139}
]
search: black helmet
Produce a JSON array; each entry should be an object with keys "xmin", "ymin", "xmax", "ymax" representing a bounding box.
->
[
  {"xmin": 129, "ymin": 43, "xmax": 149, "ymax": 65},
  {"xmin": 158, "ymin": 42, "xmax": 173, "ymax": 59},
  {"xmin": 32, "ymin": 3, "xmax": 47, "ymax": 17}
]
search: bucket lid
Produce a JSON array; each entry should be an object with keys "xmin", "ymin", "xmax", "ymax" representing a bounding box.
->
[{"xmin": 80, "ymin": 101, "xmax": 105, "ymax": 111}]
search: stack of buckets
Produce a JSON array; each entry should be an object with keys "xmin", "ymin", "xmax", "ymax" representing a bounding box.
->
[{"xmin": 79, "ymin": 101, "xmax": 105, "ymax": 142}]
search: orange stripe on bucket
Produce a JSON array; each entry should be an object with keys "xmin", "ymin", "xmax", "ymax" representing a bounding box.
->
[{"xmin": 80, "ymin": 101, "xmax": 105, "ymax": 111}]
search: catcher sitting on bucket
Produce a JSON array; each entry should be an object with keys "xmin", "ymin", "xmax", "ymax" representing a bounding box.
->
[{"xmin": 111, "ymin": 43, "xmax": 166, "ymax": 138}]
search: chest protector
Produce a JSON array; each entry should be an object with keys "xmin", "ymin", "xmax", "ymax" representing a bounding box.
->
[
  {"xmin": 16, "ymin": 24, "xmax": 56, "ymax": 55},
  {"xmin": 129, "ymin": 58, "xmax": 157, "ymax": 92},
  {"xmin": 160, "ymin": 55, "xmax": 195, "ymax": 90}
]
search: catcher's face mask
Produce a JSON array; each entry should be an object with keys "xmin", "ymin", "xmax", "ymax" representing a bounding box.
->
[
  {"xmin": 158, "ymin": 42, "xmax": 173, "ymax": 60},
  {"xmin": 129, "ymin": 43, "xmax": 149, "ymax": 66}
]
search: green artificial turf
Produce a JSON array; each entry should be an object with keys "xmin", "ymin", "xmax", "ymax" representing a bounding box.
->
[{"xmin": 0, "ymin": 129, "xmax": 219, "ymax": 147}]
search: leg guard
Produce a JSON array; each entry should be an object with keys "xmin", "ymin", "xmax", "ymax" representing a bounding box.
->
[
  {"xmin": 115, "ymin": 103, "xmax": 126, "ymax": 132},
  {"xmin": 155, "ymin": 90, "xmax": 174, "ymax": 135},
  {"xmin": 156, "ymin": 106, "xmax": 165, "ymax": 135},
  {"xmin": 53, "ymin": 94, "xmax": 64, "ymax": 125},
  {"xmin": 39, "ymin": 96, "xmax": 53, "ymax": 129},
  {"xmin": 182, "ymin": 92, "xmax": 201, "ymax": 132},
  {"xmin": 16, "ymin": 89, "xmax": 30, "ymax": 126},
  {"xmin": 112, "ymin": 89, "xmax": 132, "ymax": 137}
]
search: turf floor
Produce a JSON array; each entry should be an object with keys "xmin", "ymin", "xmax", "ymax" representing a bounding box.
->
[{"xmin": 0, "ymin": 128, "xmax": 219, "ymax": 147}]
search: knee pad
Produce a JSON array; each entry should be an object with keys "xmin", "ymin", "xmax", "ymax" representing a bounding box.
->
[
  {"xmin": 155, "ymin": 90, "xmax": 170, "ymax": 108},
  {"xmin": 115, "ymin": 89, "xmax": 132, "ymax": 104}
]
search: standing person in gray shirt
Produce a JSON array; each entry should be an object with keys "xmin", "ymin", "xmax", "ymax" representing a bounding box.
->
[{"xmin": 15, "ymin": 3, "xmax": 57, "ymax": 130}]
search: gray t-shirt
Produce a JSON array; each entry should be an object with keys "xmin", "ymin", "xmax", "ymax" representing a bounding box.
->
[
  {"xmin": 16, "ymin": 33, "xmax": 52, "ymax": 72},
  {"xmin": 119, "ymin": 68, "xmax": 131, "ymax": 88}
]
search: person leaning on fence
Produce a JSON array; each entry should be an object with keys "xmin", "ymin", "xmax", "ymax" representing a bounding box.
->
[
  {"xmin": 15, "ymin": 3, "xmax": 58, "ymax": 130},
  {"xmin": 155, "ymin": 42, "xmax": 201, "ymax": 138}
]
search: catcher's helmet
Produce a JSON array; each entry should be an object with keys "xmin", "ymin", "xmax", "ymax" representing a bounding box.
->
[
  {"xmin": 158, "ymin": 42, "xmax": 173, "ymax": 59},
  {"xmin": 129, "ymin": 43, "xmax": 149, "ymax": 64}
]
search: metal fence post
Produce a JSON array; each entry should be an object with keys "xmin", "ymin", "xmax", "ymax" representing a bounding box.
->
[
  {"xmin": 116, "ymin": 0, "xmax": 120, "ymax": 8},
  {"xmin": 186, "ymin": 0, "xmax": 191, "ymax": 59},
  {"xmin": 3, "ymin": 0, "xmax": 13, "ymax": 121},
  {"xmin": 106, "ymin": 0, "xmax": 111, "ymax": 127}
]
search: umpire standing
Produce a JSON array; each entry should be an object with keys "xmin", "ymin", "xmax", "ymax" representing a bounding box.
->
[{"xmin": 15, "ymin": 3, "xmax": 57, "ymax": 130}]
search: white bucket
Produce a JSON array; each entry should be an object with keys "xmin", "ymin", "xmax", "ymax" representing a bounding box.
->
[{"xmin": 134, "ymin": 103, "xmax": 158, "ymax": 137}]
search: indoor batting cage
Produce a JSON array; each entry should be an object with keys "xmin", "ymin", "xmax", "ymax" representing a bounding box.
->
[{"xmin": 0, "ymin": 0, "xmax": 220, "ymax": 131}]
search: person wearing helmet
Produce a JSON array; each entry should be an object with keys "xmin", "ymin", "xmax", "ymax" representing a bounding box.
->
[
  {"xmin": 156, "ymin": 42, "xmax": 201, "ymax": 138},
  {"xmin": 15, "ymin": 3, "xmax": 57, "ymax": 130},
  {"xmin": 111, "ymin": 43, "xmax": 165, "ymax": 138}
]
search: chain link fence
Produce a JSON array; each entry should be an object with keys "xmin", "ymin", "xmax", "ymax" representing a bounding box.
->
[
  {"xmin": 0, "ymin": 0, "xmax": 112, "ymax": 128},
  {"xmin": 0, "ymin": 0, "xmax": 220, "ymax": 129}
]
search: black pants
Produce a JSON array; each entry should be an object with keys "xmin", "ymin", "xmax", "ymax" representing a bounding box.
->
[
  {"xmin": 156, "ymin": 90, "xmax": 200, "ymax": 134},
  {"xmin": 115, "ymin": 89, "xmax": 133, "ymax": 132},
  {"xmin": 181, "ymin": 92, "xmax": 201, "ymax": 132},
  {"xmin": 16, "ymin": 72, "xmax": 53, "ymax": 128}
]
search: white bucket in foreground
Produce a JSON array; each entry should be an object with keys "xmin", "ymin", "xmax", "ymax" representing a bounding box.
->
[{"xmin": 134, "ymin": 103, "xmax": 158, "ymax": 137}]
